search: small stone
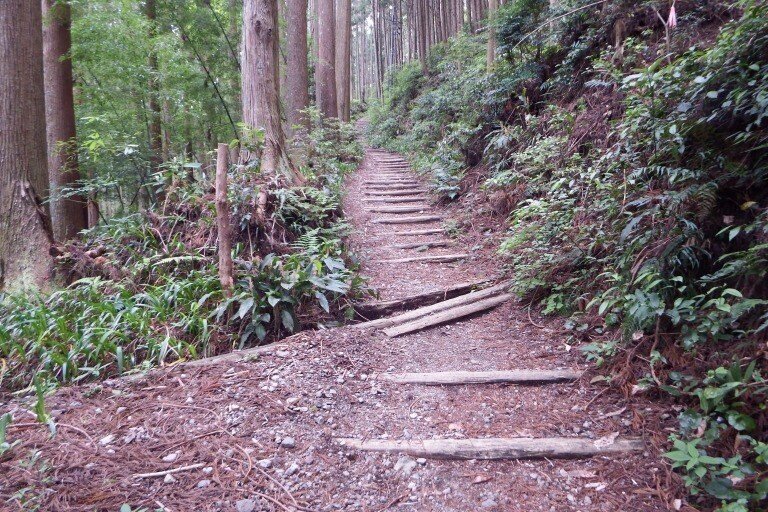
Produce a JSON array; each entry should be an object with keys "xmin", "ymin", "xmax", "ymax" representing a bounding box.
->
[
  {"xmin": 281, "ymin": 437, "xmax": 296, "ymax": 449},
  {"xmin": 286, "ymin": 397, "xmax": 300, "ymax": 406},
  {"xmin": 276, "ymin": 350, "xmax": 290, "ymax": 358},
  {"xmin": 162, "ymin": 452, "xmax": 179, "ymax": 463},
  {"xmin": 481, "ymin": 498, "xmax": 497, "ymax": 508},
  {"xmin": 394, "ymin": 456, "xmax": 417, "ymax": 476},
  {"xmin": 197, "ymin": 479, "xmax": 211, "ymax": 488},
  {"xmin": 235, "ymin": 499, "xmax": 256, "ymax": 512},
  {"xmin": 99, "ymin": 434, "xmax": 115, "ymax": 446},
  {"xmin": 409, "ymin": 412, "xmax": 418, "ymax": 419},
  {"xmin": 202, "ymin": 467, "xmax": 214, "ymax": 475},
  {"xmin": 258, "ymin": 458, "xmax": 273, "ymax": 469},
  {"xmin": 163, "ymin": 474, "xmax": 176, "ymax": 484},
  {"xmin": 416, "ymin": 458, "xmax": 427, "ymax": 465},
  {"xmin": 285, "ymin": 463, "xmax": 300, "ymax": 476}
]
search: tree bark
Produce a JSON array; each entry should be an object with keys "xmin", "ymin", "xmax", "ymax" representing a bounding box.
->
[
  {"xmin": 0, "ymin": 0, "xmax": 55, "ymax": 292},
  {"xmin": 286, "ymin": 0, "xmax": 310, "ymax": 132},
  {"xmin": 215, "ymin": 144, "xmax": 234, "ymax": 298},
  {"xmin": 242, "ymin": 0, "xmax": 291, "ymax": 175},
  {"xmin": 486, "ymin": 0, "xmax": 497, "ymax": 71},
  {"xmin": 42, "ymin": 0, "xmax": 88, "ymax": 241},
  {"xmin": 316, "ymin": 0, "xmax": 338, "ymax": 118},
  {"xmin": 335, "ymin": 0, "xmax": 351, "ymax": 121},
  {"xmin": 145, "ymin": 0, "xmax": 161, "ymax": 208},
  {"xmin": 416, "ymin": 0, "xmax": 428, "ymax": 73}
]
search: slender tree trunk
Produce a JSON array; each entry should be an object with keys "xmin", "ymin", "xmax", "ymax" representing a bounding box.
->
[
  {"xmin": 242, "ymin": 0, "xmax": 293, "ymax": 176},
  {"xmin": 145, "ymin": 0, "xmax": 161, "ymax": 208},
  {"xmin": 486, "ymin": 0, "xmax": 497, "ymax": 71},
  {"xmin": 335, "ymin": 0, "xmax": 351, "ymax": 121},
  {"xmin": 316, "ymin": 0, "xmax": 338, "ymax": 117},
  {"xmin": 286, "ymin": 0, "xmax": 310, "ymax": 132},
  {"xmin": 416, "ymin": 0, "xmax": 428, "ymax": 73},
  {"xmin": 0, "ymin": 0, "xmax": 54, "ymax": 292},
  {"xmin": 42, "ymin": 0, "xmax": 88, "ymax": 240}
]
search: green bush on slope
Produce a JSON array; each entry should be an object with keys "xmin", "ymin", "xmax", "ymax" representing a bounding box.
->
[{"xmin": 368, "ymin": 0, "xmax": 767, "ymax": 508}]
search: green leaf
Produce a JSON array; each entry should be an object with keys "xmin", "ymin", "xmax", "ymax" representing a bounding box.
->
[
  {"xmin": 281, "ymin": 309, "xmax": 295, "ymax": 332},
  {"xmin": 726, "ymin": 412, "xmax": 756, "ymax": 432}
]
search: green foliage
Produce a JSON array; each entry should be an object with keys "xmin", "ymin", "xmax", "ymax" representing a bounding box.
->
[
  {"xmin": 1, "ymin": 129, "xmax": 364, "ymax": 390},
  {"xmin": 370, "ymin": 0, "xmax": 768, "ymax": 508}
]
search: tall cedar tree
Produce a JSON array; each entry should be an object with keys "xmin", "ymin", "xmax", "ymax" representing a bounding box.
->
[
  {"xmin": 336, "ymin": 0, "xmax": 352, "ymax": 121},
  {"xmin": 286, "ymin": 0, "xmax": 310, "ymax": 132},
  {"xmin": 242, "ymin": 0, "xmax": 292, "ymax": 176},
  {"xmin": 0, "ymin": 0, "xmax": 55, "ymax": 292},
  {"xmin": 316, "ymin": 0, "xmax": 338, "ymax": 118},
  {"xmin": 42, "ymin": 0, "xmax": 89, "ymax": 240}
]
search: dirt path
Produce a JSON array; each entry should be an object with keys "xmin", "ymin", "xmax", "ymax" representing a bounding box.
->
[{"xmin": 1, "ymin": 148, "xmax": 673, "ymax": 511}]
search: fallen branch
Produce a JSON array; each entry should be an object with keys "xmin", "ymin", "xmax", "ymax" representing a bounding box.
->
[{"xmin": 133, "ymin": 463, "xmax": 206, "ymax": 479}]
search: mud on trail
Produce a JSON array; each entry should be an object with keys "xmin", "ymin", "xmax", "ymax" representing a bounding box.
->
[{"xmin": 1, "ymin": 148, "xmax": 679, "ymax": 511}]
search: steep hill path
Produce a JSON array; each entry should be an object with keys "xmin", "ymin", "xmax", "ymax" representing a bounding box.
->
[{"xmin": 2, "ymin": 148, "xmax": 674, "ymax": 511}]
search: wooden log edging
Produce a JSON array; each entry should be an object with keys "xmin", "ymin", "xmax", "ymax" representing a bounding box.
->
[
  {"xmin": 372, "ymin": 215, "xmax": 441, "ymax": 224},
  {"xmin": 355, "ymin": 282, "xmax": 510, "ymax": 330},
  {"xmin": 353, "ymin": 279, "xmax": 491, "ymax": 318},
  {"xmin": 335, "ymin": 437, "xmax": 644, "ymax": 460},
  {"xmin": 375, "ymin": 254, "xmax": 467, "ymax": 264},
  {"xmin": 376, "ymin": 369, "xmax": 582, "ymax": 385},
  {"xmin": 383, "ymin": 293, "xmax": 512, "ymax": 337}
]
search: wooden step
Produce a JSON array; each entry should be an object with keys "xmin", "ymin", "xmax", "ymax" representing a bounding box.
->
[
  {"xmin": 377, "ymin": 369, "xmax": 582, "ymax": 385},
  {"xmin": 366, "ymin": 206, "xmax": 429, "ymax": 214},
  {"xmin": 365, "ymin": 190, "xmax": 428, "ymax": 197},
  {"xmin": 393, "ymin": 228, "xmax": 444, "ymax": 236},
  {"xmin": 354, "ymin": 279, "xmax": 490, "ymax": 318},
  {"xmin": 364, "ymin": 197, "xmax": 427, "ymax": 204},
  {"xmin": 336, "ymin": 437, "xmax": 644, "ymax": 460},
  {"xmin": 372, "ymin": 215, "xmax": 441, "ymax": 224},
  {"xmin": 384, "ymin": 293, "xmax": 512, "ymax": 337},
  {"xmin": 355, "ymin": 282, "xmax": 509, "ymax": 330},
  {"xmin": 366, "ymin": 184, "xmax": 422, "ymax": 190},
  {"xmin": 375, "ymin": 254, "xmax": 468, "ymax": 264},
  {"xmin": 390, "ymin": 240, "xmax": 449, "ymax": 249}
]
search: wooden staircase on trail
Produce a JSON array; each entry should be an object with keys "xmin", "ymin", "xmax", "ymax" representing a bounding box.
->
[{"xmin": 340, "ymin": 149, "xmax": 643, "ymax": 465}]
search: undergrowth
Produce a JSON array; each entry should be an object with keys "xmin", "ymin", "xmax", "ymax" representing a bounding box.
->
[
  {"xmin": 0, "ymin": 120, "xmax": 364, "ymax": 392},
  {"xmin": 368, "ymin": 0, "xmax": 768, "ymax": 509}
]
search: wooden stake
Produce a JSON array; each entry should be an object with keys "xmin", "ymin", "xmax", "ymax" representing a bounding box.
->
[{"xmin": 215, "ymin": 143, "xmax": 234, "ymax": 297}]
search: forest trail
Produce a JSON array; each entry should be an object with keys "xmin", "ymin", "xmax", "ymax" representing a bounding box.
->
[{"xmin": 3, "ymin": 148, "xmax": 670, "ymax": 511}]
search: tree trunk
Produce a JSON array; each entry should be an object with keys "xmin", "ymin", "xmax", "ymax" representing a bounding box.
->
[
  {"xmin": 486, "ymin": 0, "xmax": 497, "ymax": 71},
  {"xmin": 145, "ymin": 0, "xmax": 161, "ymax": 208},
  {"xmin": 416, "ymin": 0, "xmax": 428, "ymax": 73},
  {"xmin": 0, "ymin": 0, "xmax": 55, "ymax": 292},
  {"xmin": 42, "ymin": 0, "xmax": 88, "ymax": 240},
  {"xmin": 286, "ymin": 0, "xmax": 310, "ymax": 132},
  {"xmin": 242, "ymin": 0, "xmax": 291, "ymax": 175},
  {"xmin": 316, "ymin": 0, "xmax": 338, "ymax": 118},
  {"xmin": 335, "ymin": 0, "xmax": 351, "ymax": 121}
]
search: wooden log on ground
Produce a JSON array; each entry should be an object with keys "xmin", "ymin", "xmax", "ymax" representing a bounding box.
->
[
  {"xmin": 383, "ymin": 293, "xmax": 512, "ymax": 337},
  {"xmin": 377, "ymin": 369, "xmax": 582, "ymax": 385},
  {"xmin": 335, "ymin": 437, "xmax": 644, "ymax": 460},
  {"xmin": 355, "ymin": 282, "xmax": 510, "ymax": 330},
  {"xmin": 372, "ymin": 215, "xmax": 441, "ymax": 224},
  {"xmin": 365, "ymin": 190, "xmax": 428, "ymax": 197},
  {"xmin": 365, "ymin": 197, "xmax": 427, "ymax": 204},
  {"xmin": 375, "ymin": 254, "xmax": 468, "ymax": 264},
  {"xmin": 393, "ymin": 228, "xmax": 444, "ymax": 236},
  {"xmin": 354, "ymin": 279, "xmax": 491, "ymax": 318},
  {"xmin": 366, "ymin": 184, "xmax": 422, "ymax": 190},
  {"xmin": 390, "ymin": 240, "xmax": 449, "ymax": 249},
  {"xmin": 366, "ymin": 206, "xmax": 429, "ymax": 214}
]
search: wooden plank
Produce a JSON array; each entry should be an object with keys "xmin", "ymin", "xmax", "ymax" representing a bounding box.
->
[
  {"xmin": 392, "ymin": 228, "xmax": 444, "ymax": 236},
  {"xmin": 364, "ymin": 197, "xmax": 427, "ymax": 204},
  {"xmin": 355, "ymin": 282, "xmax": 510, "ymax": 330},
  {"xmin": 390, "ymin": 240, "xmax": 449, "ymax": 249},
  {"xmin": 353, "ymin": 279, "xmax": 490, "ymax": 318},
  {"xmin": 366, "ymin": 184, "xmax": 422, "ymax": 190},
  {"xmin": 364, "ymin": 190, "xmax": 428, "ymax": 197},
  {"xmin": 366, "ymin": 206, "xmax": 429, "ymax": 214},
  {"xmin": 377, "ymin": 369, "xmax": 582, "ymax": 385},
  {"xmin": 383, "ymin": 294, "xmax": 512, "ymax": 337},
  {"xmin": 372, "ymin": 215, "xmax": 441, "ymax": 224},
  {"xmin": 375, "ymin": 254, "xmax": 468, "ymax": 264},
  {"xmin": 336, "ymin": 437, "xmax": 644, "ymax": 460}
]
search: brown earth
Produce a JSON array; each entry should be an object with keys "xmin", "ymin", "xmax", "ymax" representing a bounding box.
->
[{"xmin": 0, "ymin": 148, "xmax": 683, "ymax": 512}]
